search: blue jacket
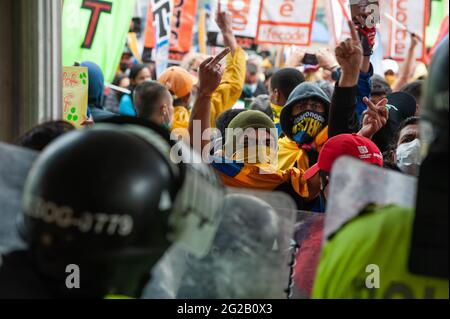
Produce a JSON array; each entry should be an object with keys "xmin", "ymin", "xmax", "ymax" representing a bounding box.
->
[
  {"xmin": 119, "ymin": 94, "xmax": 137, "ymax": 117},
  {"xmin": 333, "ymin": 64, "xmax": 374, "ymax": 122},
  {"xmin": 356, "ymin": 64, "xmax": 374, "ymax": 121}
]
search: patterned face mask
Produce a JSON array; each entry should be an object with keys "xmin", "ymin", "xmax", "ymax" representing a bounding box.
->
[{"xmin": 291, "ymin": 111, "xmax": 326, "ymax": 145}]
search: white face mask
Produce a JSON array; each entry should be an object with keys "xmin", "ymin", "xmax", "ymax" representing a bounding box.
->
[
  {"xmin": 396, "ymin": 139, "xmax": 422, "ymax": 176},
  {"xmin": 247, "ymin": 83, "xmax": 258, "ymax": 93}
]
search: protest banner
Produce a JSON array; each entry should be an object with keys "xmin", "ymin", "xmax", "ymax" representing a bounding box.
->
[
  {"xmin": 62, "ymin": 0, "xmax": 137, "ymax": 83},
  {"xmin": 327, "ymin": 0, "xmax": 380, "ymax": 45},
  {"xmin": 380, "ymin": 0, "xmax": 430, "ymax": 62},
  {"xmin": 208, "ymin": 0, "xmax": 261, "ymax": 38},
  {"xmin": 256, "ymin": 0, "xmax": 317, "ymax": 46},
  {"xmin": 207, "ymin": 0, "xmax": 261, "ymax": 50},
  {"xmin": 151, "ymin": 0, "xmax": 173, "ymax": 77},
  {"xmin": 63, "ymin": 66, "xmax": 89, "ymax": 128},
  {"xmin": 169, "ymin": 0, "xmax": 198, "ymax": 62},
  {"xmin": 326, "ymin": 0, "xmax": 351, "ymax": 45},
  {"xmin": 144, "ymin": 4, "xmax": 156, "ymax": 50}
]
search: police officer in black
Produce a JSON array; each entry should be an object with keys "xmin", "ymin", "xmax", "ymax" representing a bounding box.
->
[{"xmin": 0, "ymin": 119, "xmax": 224, "ymax": 299}]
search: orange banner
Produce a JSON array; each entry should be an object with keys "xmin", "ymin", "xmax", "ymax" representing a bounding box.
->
[
  {"xmin": 144, "ymin": 3, "xmax": 156, "ymax": 49},
  {"xmin": 170, "ymin": 0, "xmax": 198, "ymax": 60}
]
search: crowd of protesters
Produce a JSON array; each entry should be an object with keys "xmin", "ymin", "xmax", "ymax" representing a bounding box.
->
[{"xmin": 0, "ymin": 7, "xmax": 448, "ymax": 299}]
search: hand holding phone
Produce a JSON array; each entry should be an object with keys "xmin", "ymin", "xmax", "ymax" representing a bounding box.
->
[{"xmin": 302, "ymin": 53, "xmax": 319, "ymax": 66}]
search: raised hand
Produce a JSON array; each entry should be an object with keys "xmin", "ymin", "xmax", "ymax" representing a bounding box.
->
[
  {"xmin": 336, "ymin": 21, "xmax": 364, "ymax": 74},
  {"xmin": 336, "ymin": 21, "xmax": 364, "ymax": 87},
  {"xmin": 358, "ymin": 97, "xmax": 389, "ymax": 139},
  {"xmin": 215, "ymin": 2, "xmax": 237, "ymax": 54},
  {"xmin": 197, "ymin": 48, "xmax": 231, "ymax": 97},
  {"xmin": 216, "ymin": 2, "xmax": 233, "ymax": 33}
]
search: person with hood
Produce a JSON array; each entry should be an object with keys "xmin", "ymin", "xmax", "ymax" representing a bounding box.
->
[
  {"xmin": 212, "ymin": 110, "xmax": 311, "ymax": 209},
  {"xmin": 119, "ymin": 64, "xmax": 151, "ymax": 117},
  {"xmin": 312, "ymin": 37, "xmax": 449, "ymax": 299},
  {"xmin": 277, "ymin": 21, "xmax": 365, "ymax": 172},
  {"xmin": 189, "ymin": 54, "xmax": 314, "ymax": 209},
  {"xmin": 81, "ymin": 61, "xmax": 117, "ymax": 122},
  {"xmin": 277, "ymin": 82, "xmax": 331, "ymax": 172},
  {"xmin": 159, "ymin": 8, "xmax": 246, "ymax": 131}
]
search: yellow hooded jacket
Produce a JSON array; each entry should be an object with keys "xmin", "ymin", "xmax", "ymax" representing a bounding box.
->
[
  {"xmin": 171, "ymin": 47, "xmax": 247, "ymax": 131},
  {"xmin": 277, "ymin": 127, "xmax": 329, "ymax": 172}
]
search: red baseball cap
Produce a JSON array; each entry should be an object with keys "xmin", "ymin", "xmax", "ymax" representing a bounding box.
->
[{"xmin": 304, "ymin": 134, "xmax": 384, "ymax": 180}]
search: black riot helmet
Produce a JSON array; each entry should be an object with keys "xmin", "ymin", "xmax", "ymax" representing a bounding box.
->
[
  {"xmin": 20, "ymin": 121, "xmax": 224, "ymax": 298},
  {"xmin": 409, "ymin": 36, "xmax": 449, "ymax": 279}
]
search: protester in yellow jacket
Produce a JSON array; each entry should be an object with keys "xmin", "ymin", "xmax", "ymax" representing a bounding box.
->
[
  {"xmin": 214, "ymin": 111, "xmax": 309, "ymax": 200},
  {"xmin": 187, "ymin": 51, "xmax": 316, "ymax": 209},
  {"xmin": 159, "ymin": 9, "xmax": 246, "ymax": 131}
]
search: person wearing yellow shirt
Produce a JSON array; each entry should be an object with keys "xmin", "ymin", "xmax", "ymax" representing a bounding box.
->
[
  {"xmin": 188, "ymin": 56, "xmax": 317, "ymax": 209},
  {"xmin": 158, "ymin": 8, "xmax": 246, "ymax": 131}
]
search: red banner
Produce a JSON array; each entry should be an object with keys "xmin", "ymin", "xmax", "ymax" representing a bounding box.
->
[
  {"xmin": 170, "ymin": 0, "xmax": 198, "ymax": 60},
  {"xmin": 144, "ymin": 3, "xmax": 156, "ymax": 49}
]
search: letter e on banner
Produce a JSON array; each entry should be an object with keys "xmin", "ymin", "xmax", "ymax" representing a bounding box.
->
[{"xmin": 256, "ymin": 0, "xmax": 318, "ymax": 46}]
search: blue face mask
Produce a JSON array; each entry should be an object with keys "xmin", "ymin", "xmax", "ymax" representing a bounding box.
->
[{"xmin": 291, "ymin": 111, "xmax": 326, "ymax": 145}]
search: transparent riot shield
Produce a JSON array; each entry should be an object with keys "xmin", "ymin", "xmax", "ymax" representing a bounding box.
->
[
  {"xmin": 0, "ymin": 143, "xmax": 38, "ymax": 253},
  {"xmin": 143, "ymin": 189, "xmax": 297, "ymax": 299},
  {"xmin": 325, "ymin": 156, "xmax": 418, "ymax": 239}
]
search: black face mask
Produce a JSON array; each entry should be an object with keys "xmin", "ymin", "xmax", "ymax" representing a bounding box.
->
[
  {"xmin": 120, "ymin": 63, "xmax": 128, "ymax": 73},
  {"xmin": 290, "ymin": 111, "xmax": 326, "ymax": 145}
]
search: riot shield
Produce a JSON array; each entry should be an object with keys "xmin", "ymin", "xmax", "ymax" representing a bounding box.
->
[
  {"xmin": 143, "ymin": 189, "xmax": 297, "ymax": 299},
  {"xmin": 325, "ymin": 156, "xmax": 418, "ymax": 239},
  {"xmin": 0, "ymin": 143, "xmax": 38, "ymax": 254}
]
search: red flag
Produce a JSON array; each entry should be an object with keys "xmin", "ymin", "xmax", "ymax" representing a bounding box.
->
[
  {"xmin": 427, "ymin": 15, "xmax": 449, "ymax": 64},
  {"xmin": 169, "ymin": 0, "xmax": 198, "ymax": 61}
]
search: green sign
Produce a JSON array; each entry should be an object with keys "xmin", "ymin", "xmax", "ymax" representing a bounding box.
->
[{"xmin": 63, "ymin": 0, "xmax": 137, "ymax": 83}]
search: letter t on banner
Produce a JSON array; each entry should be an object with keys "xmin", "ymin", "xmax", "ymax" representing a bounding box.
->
[
  {"xmin": 63, "ymin": 0, "xmax": 137, "ymax": 83},
  {"xmin": 151, "ymin": 0, "xmax": 173, "ymax": 78}
]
